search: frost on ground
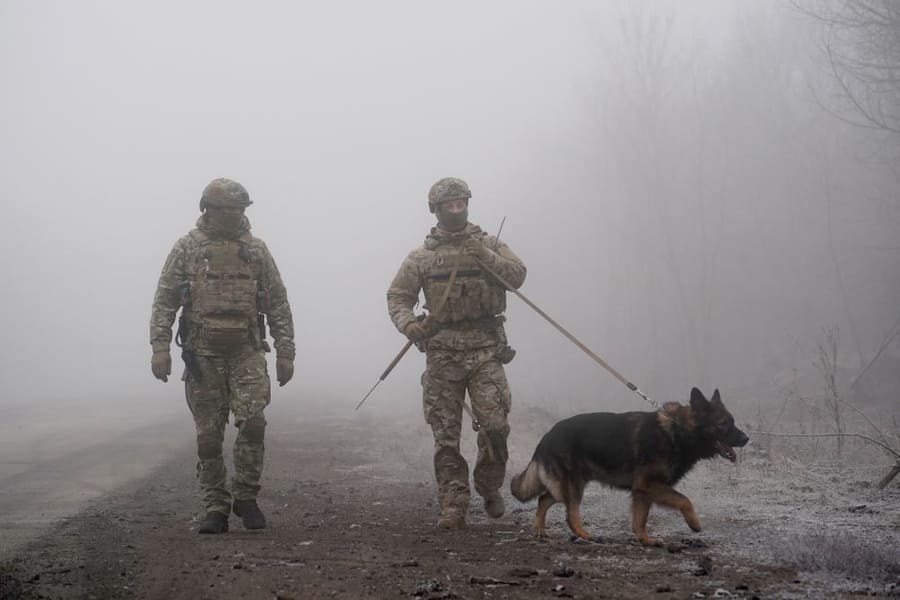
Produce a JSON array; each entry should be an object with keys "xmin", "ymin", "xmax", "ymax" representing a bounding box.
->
[{"xmin": 0, "ymin": 400, "xmax": 897, "ymax": 599}]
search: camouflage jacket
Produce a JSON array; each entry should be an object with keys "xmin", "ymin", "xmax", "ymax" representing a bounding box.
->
[
  {"xmin": 387, "ymin": 223, "xmax": 526, "ymax": 351},
  {"xmin": 150, "ymin": 215, "xmax": 295, "ymax": 359}
]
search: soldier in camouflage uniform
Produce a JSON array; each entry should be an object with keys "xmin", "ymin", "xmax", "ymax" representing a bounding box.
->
[
  {"xmin": 150, "ymin": 178, "xmax": 295, "ymax": 534},
  {"xmin": 387, "ymin": 177, "xmax": 526, "ymax": 529}
]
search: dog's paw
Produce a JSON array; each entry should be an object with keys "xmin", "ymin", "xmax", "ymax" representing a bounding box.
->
[{"xmin": 682, "ymin": 508, "xmax": 702, "ymax": 532}]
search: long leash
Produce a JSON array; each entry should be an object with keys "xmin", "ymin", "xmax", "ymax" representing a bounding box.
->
[{"xmin": 473, "ymin": 256, "xmax": 660, "ymax": 410}]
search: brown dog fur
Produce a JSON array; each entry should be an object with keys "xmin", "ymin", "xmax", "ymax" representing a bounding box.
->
[{"xmin": 510, "ymin": 388, "xmax": 749, "ymax": 546}]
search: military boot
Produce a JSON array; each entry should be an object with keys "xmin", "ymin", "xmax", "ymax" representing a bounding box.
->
[
  {"xmin": 198, "ymin": 511, "xmax": 229, "ymax": 534},
  {"xmin": 483, "ymin": 492, "xmax": 505, "ymax": 519},
  {"xmin": 233, "ymin": 499, "xmax": 266, "ymax": 530},
  {"xmin": 436, "ymin": 508, "xmax": 467, "ymax": 530}
]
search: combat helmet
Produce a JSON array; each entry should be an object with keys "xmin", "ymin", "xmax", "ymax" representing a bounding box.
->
[
  {"xmin": 199, "ymin": 178, "xmax": 253, "ymax": 211},
  {"xmin": 428, "ymin": 177, "xmax": 471, "ymax": 213}
]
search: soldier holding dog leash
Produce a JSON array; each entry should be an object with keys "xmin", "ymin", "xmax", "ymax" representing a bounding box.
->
[{"xmin": 386, "ymin": 177, "xmax": 527, "ymax": 530}]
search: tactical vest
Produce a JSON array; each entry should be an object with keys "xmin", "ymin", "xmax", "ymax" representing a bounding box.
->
[
  {"xmin": 181, "ymin": 230, "xmax": 264, "ymax": 354},
  {"xmin": 422, "ymin": 247, "xmax": 506, "ymax": 323}
]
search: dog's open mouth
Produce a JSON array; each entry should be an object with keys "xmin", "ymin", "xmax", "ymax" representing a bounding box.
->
[{"xmin": 715, "ymin": 441, "xmax": 737, "ymax": 462}]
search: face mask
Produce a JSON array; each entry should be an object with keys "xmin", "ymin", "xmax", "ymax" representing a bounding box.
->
[
  {"xmin": 206, "ymin": 210, "xmax": 243, "ymax": 233},
  {"xmin": 436, "ymin": 204, "xmax": 468, "ymax": 231}
]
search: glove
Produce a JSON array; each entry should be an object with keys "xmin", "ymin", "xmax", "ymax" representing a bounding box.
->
[
  {"xmin": 276, "ymin": 356, "xmax": 294, "ymax": 387},
  {"xmin": 463, "ymin": 237, "xmax": 492, "ymax": 262},
  {"xmin": 151, "ymin": 350, "xmax": 171, "ymax": 382},
  {"xmin": 404, "ymin": 315, "xmax": 438, "ymax": 342},
  {"xmin": 404, "ymin": 321, "xmax": 428, "ymax": 342}
]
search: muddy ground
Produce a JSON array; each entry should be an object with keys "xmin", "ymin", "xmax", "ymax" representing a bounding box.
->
[{"xmin": 1, "ymin": 402, "xmax": 898, "ymax": 600}]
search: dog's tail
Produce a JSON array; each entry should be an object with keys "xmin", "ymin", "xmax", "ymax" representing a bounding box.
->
[{"xmin": 510, "ymin": 461, "xmax": 544, "ymax": 502}]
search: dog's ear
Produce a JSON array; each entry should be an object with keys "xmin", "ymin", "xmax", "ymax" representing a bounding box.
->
[
  {"xmin": 710, "ymin": 389, "xmax": 723, "ymax": 406},
  {"xmin": 690, "ymin": 387, "xmax": 710, "ymax": 413}
]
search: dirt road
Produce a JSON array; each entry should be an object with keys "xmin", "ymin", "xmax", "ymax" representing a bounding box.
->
[{"xmin": 1, "ymin": 403, "xmax": 898, "ymax": 599}]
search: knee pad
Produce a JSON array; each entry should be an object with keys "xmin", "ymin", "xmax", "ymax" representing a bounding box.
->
[
  {"xmin": 241, "ymin": 416, "xmax": 266, "ymax": 444},
  {"xmin": 434, "ymin": 446, "xmax": 468, "ymax": 481},
  {"xmin": 481, "ymin": 428, "xmax": 509, "ymax": 461},
  {"xmin": 197, "ymin": 433, "xmax": 222, "ymax": 460}
]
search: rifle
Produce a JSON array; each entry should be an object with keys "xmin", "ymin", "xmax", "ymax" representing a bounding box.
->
[
  {"xmin": 175, "ymin": 314, "xmax": 202, "ymax": 382},
  {"xmin": 257, "ymin": 313, "xmax": 271, "ymax": 353}
]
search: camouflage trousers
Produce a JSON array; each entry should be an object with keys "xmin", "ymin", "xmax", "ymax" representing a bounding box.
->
[
  {"xmin": 422, "ymin": 345, "xmax": 511, "ymax": 516},
  {"xmin": 184, "ymin": 351, "xmax": 270, "ymax": 515}
]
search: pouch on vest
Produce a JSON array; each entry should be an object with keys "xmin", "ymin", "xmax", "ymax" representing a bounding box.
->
[
  {"xmin": 496, "ymin": 345, "xmax": 516, "ymax": 364},
  {"xmin": 200, "ymin": 316, "xmax": 251, "ymax": 351},
  {"xmin": 191, "ymin": 277, "xmax": 257, "ymax": 353},
  {"xmin": 192, "ymin": 277, "xmax": 257, "ymax": 314}
]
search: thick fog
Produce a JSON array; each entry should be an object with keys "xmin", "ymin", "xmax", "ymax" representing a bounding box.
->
[{"xmin": 2, "ymin": 0, "xmax": 898, "ymax": 424}]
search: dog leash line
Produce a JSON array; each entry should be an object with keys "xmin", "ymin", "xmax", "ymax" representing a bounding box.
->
[{"xmin": 473, "ymin": 256, "xmax": 660, "ymax": 410}]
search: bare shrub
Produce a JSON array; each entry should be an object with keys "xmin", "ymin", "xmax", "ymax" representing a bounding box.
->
[
  {"xmin": 770, "ymin": 531, "xmax": 900, "ymax": 582},
  {"xmin": 815, "ymin": 327, "xmax": 844, "ymax": 460}
]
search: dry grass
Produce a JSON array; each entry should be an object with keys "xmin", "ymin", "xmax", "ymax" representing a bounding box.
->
[{"xmin": 769, "ymin": 530, "xmax": 900, "ymax": 583}]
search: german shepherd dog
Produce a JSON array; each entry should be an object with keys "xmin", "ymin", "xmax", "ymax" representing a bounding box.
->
[{"xmin": 510, "ymin": 388, "xmax": 748, "ymax": 546}]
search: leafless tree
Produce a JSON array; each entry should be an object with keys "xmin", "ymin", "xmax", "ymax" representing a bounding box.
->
[
  {"xmin": 795, "ymin": 0, "xmax": 900, "ymax": 135},
  {"xmin": 815, "ymin": 326, "xmax": 844, "ymax": 460}
]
